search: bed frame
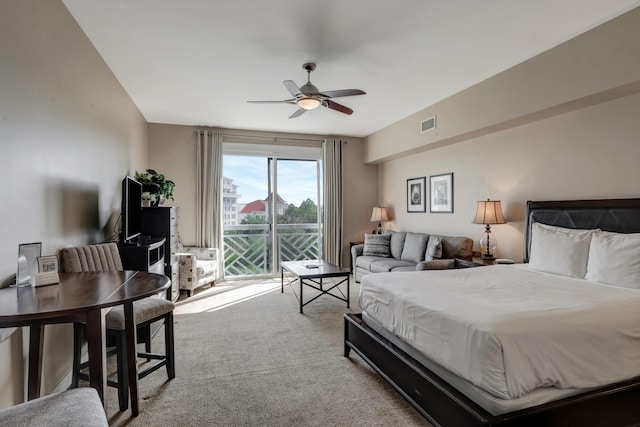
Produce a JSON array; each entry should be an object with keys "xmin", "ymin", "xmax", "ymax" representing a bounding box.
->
[{"xmin": 344, "ymin": 198, "xmax": 640, "ymax": 426}]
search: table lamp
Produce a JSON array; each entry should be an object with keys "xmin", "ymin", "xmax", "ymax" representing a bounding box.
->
[
  {"xmin": 370, "ymin": 206, "xmax": 390, "ymax": 234},
  {"xmin": 472, "ymin": 199, "xmax": 506, "ymax": 260}
]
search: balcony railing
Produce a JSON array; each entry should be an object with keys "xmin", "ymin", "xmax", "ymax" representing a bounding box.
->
[{"xmin": 223, "ymin": 223, "xmax": 320, "ymax": 276}]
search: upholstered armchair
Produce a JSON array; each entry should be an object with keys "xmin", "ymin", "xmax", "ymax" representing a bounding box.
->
[{"xmin": 178, "ymin": 247, "xmax": 219, "ymax": 296}]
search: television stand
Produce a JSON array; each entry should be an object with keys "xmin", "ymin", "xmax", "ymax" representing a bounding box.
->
[
  {"xmin": 119, "ymin": 237, "xmax": 166, "ymax": 277},
  {"xmin": 118, "ymin": 237, "xmax": 168, "ymax": 342}
]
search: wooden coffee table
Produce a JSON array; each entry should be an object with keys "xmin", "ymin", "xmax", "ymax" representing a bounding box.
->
[{"xmin": 281, "ymin": 260, "xmax": 350, "ymax": 314}]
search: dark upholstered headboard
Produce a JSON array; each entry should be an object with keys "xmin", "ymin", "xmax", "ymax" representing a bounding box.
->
[{"xmin": 524, "ymin": 198, "xmax": 640, "ymax": 263}]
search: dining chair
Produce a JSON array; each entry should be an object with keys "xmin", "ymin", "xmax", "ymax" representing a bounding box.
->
[{"xmin": 60, "ymin": 243, "xmax": 175, "ymax": 412}]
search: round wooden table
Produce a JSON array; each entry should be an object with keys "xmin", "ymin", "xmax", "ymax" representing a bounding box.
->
[{"xmin": 0, "ymin": 271, "xmax": 171, "ymax": 415}]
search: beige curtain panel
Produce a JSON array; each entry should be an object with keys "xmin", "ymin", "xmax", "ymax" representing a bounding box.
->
[
  {"xmin": 322, "ymin": 139, "xmax": 344, "ymax": 266},
  {"xmin": 196, "ymin": 130, "xmax": 223, "ymax": 275}
]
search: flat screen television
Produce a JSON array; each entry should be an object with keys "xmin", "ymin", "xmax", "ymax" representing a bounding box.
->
[{"xmin": 121, "ymin": 176, "xmax": 142, "ymax": 244}]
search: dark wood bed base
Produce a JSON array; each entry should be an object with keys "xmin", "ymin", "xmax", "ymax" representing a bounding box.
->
[{"xmin": 345, "ymin": 198, "xmax": 640, "ymax": 427}]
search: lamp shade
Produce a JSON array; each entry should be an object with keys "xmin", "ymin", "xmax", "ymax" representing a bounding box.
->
[
  {"xmin": 370, "ymin": 206, "xmax": 390, "ymax": 222},
  {"xmin": 472, "ymin": 199, "xmax": 506, "ymax": 225}
]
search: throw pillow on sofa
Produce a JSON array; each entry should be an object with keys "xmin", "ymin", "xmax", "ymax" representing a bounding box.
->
[
  {"xmin": 425, "ymin": 236, "xmax": 443, "ymax": 260},
  {"xmin": 363, "ymin": 233, "xmax": 392, "ymax": 257},
  {"xmin": 400, "ymin": 232, "xmax": 429, "ymax": 263},
  {"xmin": 385, "ymin": 230, "xmax": 406, "ymax": 259}
]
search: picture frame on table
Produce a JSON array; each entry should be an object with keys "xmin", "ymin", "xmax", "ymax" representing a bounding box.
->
[
  {"xmin": 407, "ymin": 177, "xmax": 426, "ymax": 213},
  {"xmin": 430, "ymin": 173, "xmax": 454, "ymax": 213},
  {"xmin": 17, "ymin": 242, "xmax": 42, "ymax": 286}
]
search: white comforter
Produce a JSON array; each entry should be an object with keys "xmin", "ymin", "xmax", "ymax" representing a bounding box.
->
[{"xmin": 359, "ymin": 265, "xmax": 640, "ymax": 400}]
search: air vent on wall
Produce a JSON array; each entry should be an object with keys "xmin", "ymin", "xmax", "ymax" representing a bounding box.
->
[{"xmin": 421, "ymin": 116, "xmax": 436, "ymax": 133}]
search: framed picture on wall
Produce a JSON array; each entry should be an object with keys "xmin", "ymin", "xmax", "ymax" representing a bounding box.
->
[
  {"xmin": 407, "ymin": 177, "xmax": 426, "ymax": 213},
  {"xmin": 430, "ymin": 173, "xmax": 454, "ymax": 213}
]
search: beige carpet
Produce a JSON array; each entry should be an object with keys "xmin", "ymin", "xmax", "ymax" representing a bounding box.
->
[{"xmin": 105, "ymin": 278, "xmax": 431, "ymax": 426}]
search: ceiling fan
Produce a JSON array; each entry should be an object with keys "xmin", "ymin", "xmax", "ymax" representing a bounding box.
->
[{"xmin": 247, "ymin": 63, "xmax": 366, "ymax": 119}]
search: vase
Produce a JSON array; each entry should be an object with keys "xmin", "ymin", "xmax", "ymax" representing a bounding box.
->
[{"xmin": 152, "ymin": 195, "xmax": 165, "ymax": 207}]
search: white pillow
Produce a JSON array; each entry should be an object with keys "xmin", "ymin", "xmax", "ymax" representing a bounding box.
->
[
  {"xmin": 585, "ymin": 230, "xmax": 640, "ymax": 289},
  {"xmin": 528, "ymin": 223, "xmax": 595, "ymax": 278}
]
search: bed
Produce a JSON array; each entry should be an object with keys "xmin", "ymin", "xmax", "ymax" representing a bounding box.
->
[{"xmin": 344, "ymin": 198, "xmax": 640, "ymax": 426}]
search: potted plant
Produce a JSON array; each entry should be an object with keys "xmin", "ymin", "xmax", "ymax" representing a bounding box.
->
[
  {"xmin": 141, "ymin": 192, "xmax": 152, "ymax": 207},
  {"xmin": 135, "ymin": 169, "xmax": 175, "ymax": 206}
]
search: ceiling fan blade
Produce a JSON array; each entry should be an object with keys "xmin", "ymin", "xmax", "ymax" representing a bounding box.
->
[
  {"xmin": 288, "ymin": 108, "xmax": 307, "ymax": 119},
  {"xmin": 323, "ymin": 100, "xmax": 353, "ymax": 115},
  {"xmin": 247, "ymin": 99, "xmax": 297, "ymax": 104},
  {"xmin": 320, "ymin": 89, "xmax": 366, "ymax": 98},
  {"xmin": 283, "ymin": 80, "xmax": 302, "ymax": 97}
]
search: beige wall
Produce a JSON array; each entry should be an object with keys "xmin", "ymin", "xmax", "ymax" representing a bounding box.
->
[
  {"xmin": 0, "ymin": 0, "xmax": 147, "ymax": 407},
  {"xmin": 148, "ymin": 123, "xmax": 198, "ymax": 245},
  {"xmin": 341, "ymin": 139, "xmax": 378, "ymax": 267},
  {"xmin": 148, "ymin": 124, "xmax": 378, "ymax": 268},
  {"xmin": 378, "ymin": 92, "xmax": 640, "ymax": 261},
  {"xmin": 367, "ymin": 7, "xmax": 640, "ymax": 262}
]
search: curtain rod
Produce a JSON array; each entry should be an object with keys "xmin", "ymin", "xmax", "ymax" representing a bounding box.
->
[
  {"xmin": 192, "ymin": 130, "xmax": 323, "ymax": 143},
  {"xmin": 224, "ymin": 133, "xmax": 324, "ymax": 143}
]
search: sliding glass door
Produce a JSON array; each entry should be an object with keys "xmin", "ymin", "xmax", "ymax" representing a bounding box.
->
[
  {"xmin": 273, "ymin": 159, "xmax": 321, "ymax": 268},
  {"xmin": 222, "ymin": 153, "xmax": 321, "ymax": 278}
]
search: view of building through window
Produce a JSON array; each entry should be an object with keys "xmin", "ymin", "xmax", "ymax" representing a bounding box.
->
[{"xmin": 223, "ymin": 156, "xmax": 320, "ymax": 225}]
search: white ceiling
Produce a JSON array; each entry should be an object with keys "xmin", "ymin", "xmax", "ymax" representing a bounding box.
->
[{"xmin": 62, "ymin": 0, "xmax": 640, "ymax": 138}]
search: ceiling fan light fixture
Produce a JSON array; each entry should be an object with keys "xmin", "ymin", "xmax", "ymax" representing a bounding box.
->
[{"xmin": 297, "ymin": 97, "xmax": 321, "ymax": 110}]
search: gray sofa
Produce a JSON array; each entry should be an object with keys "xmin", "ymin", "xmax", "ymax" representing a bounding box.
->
[{"xmin": 352, "ymin": 230, "xmax": 474, "ymax": 282}]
